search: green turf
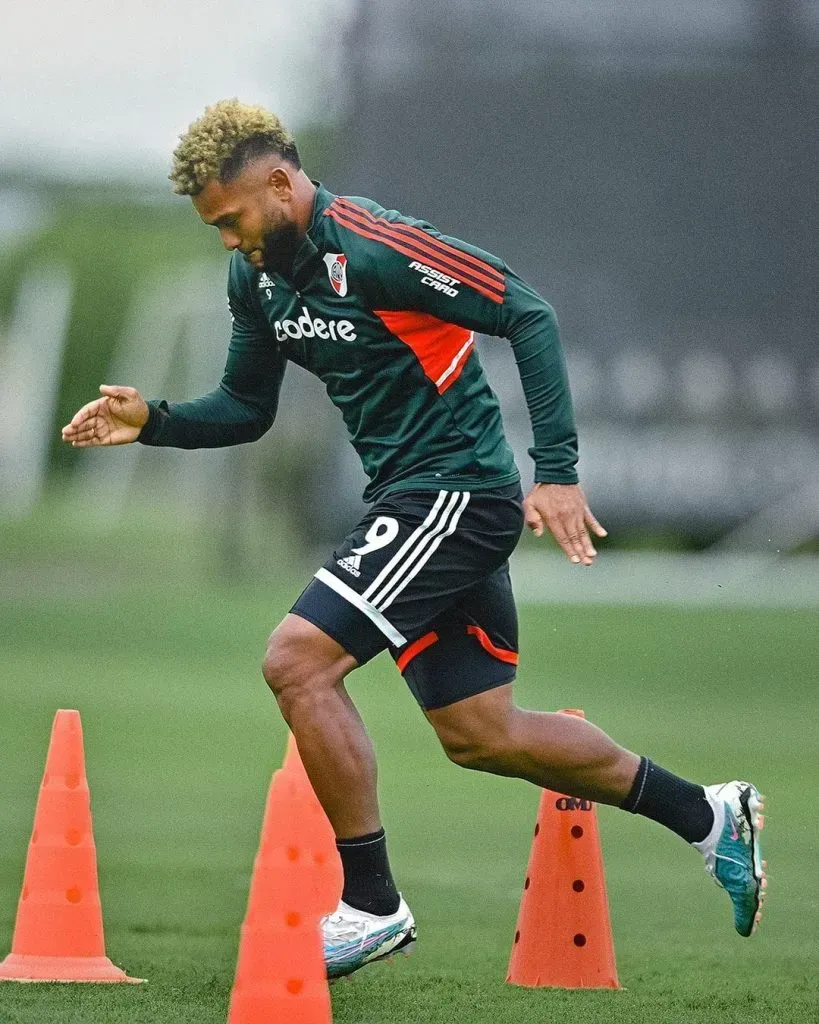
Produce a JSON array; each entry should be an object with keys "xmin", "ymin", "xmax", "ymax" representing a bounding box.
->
[{"xmin": 1, "ymin": 560, "xmax": 817, "ymax": 1022}]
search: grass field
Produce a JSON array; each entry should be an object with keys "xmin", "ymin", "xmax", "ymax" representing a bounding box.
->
[{"xmin": 1, "ymin": 515, "xmax": 817, "ymax": 1023}]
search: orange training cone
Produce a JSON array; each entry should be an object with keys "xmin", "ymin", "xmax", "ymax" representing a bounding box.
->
[
  {"xmin": 282, "ymin": 730, "xmax": 305, "ymax": 779},
  {"xmin": 507, "ymin": 709, "xmax": 620, "ymax": 990},
  {"xmin": 0, "ymin": 710, "xmax": 143, "ymax": 983},
  {"xmin": 227, "ymin": 765, "xmax": 339, "ymax": 1024},
  {"xmin": 279, "ymin": 732, "xmax": 343, "ymax": 916}
]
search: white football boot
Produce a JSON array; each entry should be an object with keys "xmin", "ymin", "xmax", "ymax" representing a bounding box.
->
[{"xmin": 322, "ymin": 896, "xmax": 416, "ymax": 979}]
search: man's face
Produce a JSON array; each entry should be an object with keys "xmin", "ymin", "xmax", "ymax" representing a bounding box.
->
[{"xmin": 192, "ymin": 162, "xmax": 301, "ymax": 274}]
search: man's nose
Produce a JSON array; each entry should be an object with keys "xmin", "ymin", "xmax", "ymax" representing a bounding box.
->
[{"xmin": 219, "ymin": 228, "xmax": 240, "ymax": 250}]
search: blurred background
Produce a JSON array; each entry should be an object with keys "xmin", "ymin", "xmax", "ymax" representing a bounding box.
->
[{"xmin": 1, "ymin": 0, "xmax": 817, "ymax": 596}]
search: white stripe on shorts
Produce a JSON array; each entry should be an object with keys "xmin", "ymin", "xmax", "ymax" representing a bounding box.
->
[
  {"xmin": 314, "ymin": 568, "xmax": 407, "ymax": 647},
  {"xmin": 369, "ymin": 490, "xmax": 468, "ymax": 610},
  {"xmin": 377, "ymin": 491, "xmax": 471, "ymax": 611},
  {"xmin": 363, "ymin": 489, "xmax": 449, "ymax": 603}
]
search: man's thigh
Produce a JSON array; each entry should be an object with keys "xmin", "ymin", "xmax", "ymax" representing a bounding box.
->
[
  {"xmin": 394, "ymin": 561, "xmax": 520, "ymax": 711},
  {"xmin": 263, "ymin": 613, "xmax": 359, "ymax": 686},
  {"xmin": 290, "ymin": 484, "xmax": 523, "ymax": 671}
]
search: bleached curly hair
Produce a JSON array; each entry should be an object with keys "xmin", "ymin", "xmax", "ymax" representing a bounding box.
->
[{"xmin": 169, "ymin": 99, "xmax": 301, "ymax": 196}]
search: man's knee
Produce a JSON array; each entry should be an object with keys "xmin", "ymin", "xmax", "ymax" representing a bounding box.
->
[
  {"xmin": 426, "ymin": 685, "xmax": 520, "ymax": 772},
  {"xmin": 262, "ymin": 631, "xmax": 306, "ymax": 698},
  {"xmin": 261, "ymin": 616, "xmax": 350, "ymax": 707},
  {"xmin": 435, "ymin": 712, "xmax": 519, "ymax": 773},
  {"xmin": 440, "ymin": 735, "xmax": 490, "ymax": 770}
]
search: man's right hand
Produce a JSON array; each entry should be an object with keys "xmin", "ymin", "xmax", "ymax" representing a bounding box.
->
[{"xmin": 61, "ymin": 385, "xmax": 149, "ymax": 447}]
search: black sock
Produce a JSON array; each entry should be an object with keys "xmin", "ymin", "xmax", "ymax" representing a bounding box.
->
[
  {"xmin": 621, "ymin": 756, "xmax": 714, "ymax": 844},
  {"xmin": 337, "ymin": 828, "xmax": 400, "ymax": 916}
]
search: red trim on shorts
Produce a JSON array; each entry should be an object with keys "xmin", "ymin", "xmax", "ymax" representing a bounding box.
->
[
  {"xmin": 396, "ymin": 631, "xmax": 439, "ymax": 673},
  {"xmin": 466, "ymin": 625, "xmax": 519, "ymax": 665}
]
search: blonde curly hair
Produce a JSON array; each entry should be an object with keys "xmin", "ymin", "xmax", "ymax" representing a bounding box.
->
[{"xmin": 169, "ymin": 99, "xmax": 300, "ymax": 196}]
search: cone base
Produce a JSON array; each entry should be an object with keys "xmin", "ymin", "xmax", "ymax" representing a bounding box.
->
[
  {"xmin": 507, "ymin": 974, "xmax": 621, "ymax": 990},
  {"xmin": 229, "ymin": 991, "xmax": 332, "ymax": 1024},
  {"xmin": 0, "ymin": 953, "xmax": 144, "ymax": 983}
]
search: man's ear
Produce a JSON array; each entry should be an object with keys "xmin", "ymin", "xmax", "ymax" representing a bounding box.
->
[{"xmin": 268, "ymin": 166, "xmax": 293, "ymax": 199}]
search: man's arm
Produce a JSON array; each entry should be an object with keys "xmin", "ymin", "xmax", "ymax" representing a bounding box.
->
[
  {"xmin": 138, "ymin": 255, "xmax": 286, "ymax": 449},
  {"xmin": 352, "ymin": 214, "xmax": 606, "ymax": 564},
  {"xmin": 63, "ymin": 256, "xmax": 287, "ymax": 451},
  {"xmin": 136, "ymin": 353, "xmax": 286, "ymax": 450},
  {"xmin": 495, "ymin": 271, "xmax": 607, "ymax": 566}
]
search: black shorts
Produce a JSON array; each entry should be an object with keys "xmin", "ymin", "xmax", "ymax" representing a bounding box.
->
[{"xmin": 291, "ymin": 484, "xmax": 525, "ymax": 710}]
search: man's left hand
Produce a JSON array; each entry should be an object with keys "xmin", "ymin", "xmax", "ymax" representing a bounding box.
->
[{"xmin": 523, "ymin": 483, "xmax": 607, "ymax": 566}]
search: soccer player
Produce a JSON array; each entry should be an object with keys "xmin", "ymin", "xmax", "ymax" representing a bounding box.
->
[{"xmin": 62, "ymin": 100, "xmax": 765, "ymax": 978}]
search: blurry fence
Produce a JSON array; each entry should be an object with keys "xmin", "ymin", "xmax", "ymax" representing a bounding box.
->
[
  {"xmin": 335, "ymin": 0, "xmax": 819, "ymax": 545},
  {"xmin": 0, "ymin": 267, "xmax": 72, "ymax": 514}
]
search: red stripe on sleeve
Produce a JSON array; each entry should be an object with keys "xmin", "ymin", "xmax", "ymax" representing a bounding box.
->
[
  {"xmin": 396, "ymin": 631, "xmax": 439, "ymax": 673},
  {"xmin": 466, "ymin": 625, "xmax": 519, "ymax": 665},
  {"xmin": 332, "ymin": 197, "xmax": 505, "ymax": 298},
  {"xmin": 334, "ymin": 197, "xmax": 505, "ymax": 296},
  {"xmin": 326, "ymin": 203, "xmax": 505, "ymax": 304},
  {"xmin": 327, "ymin": 204, "xmax": 503, "ymax": 303}
]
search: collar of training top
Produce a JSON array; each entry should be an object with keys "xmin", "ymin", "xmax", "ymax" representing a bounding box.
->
[{"xmin": 290, "ymin": 181, "xmax": 337, "ymax": 281}]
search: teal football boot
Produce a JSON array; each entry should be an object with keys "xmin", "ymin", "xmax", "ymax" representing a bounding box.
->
[{"xmin": 693, "ymin": 781, "xmax": 767, "ymax": 936}]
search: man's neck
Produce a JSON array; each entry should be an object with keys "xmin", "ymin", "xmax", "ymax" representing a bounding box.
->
[{"xmin": 293, "ymin": 173, "xmax": 318, "ymax": 238}]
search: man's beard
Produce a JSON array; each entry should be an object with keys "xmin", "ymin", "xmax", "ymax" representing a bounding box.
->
[{"xmin": 260, "ymin": 222, "xmax": 302, "ymax": 275}]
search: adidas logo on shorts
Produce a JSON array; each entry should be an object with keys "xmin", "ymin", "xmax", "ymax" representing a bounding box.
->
[{"xmin": 337, "ymin": 553, "xmax": 362, "ymax": 578}]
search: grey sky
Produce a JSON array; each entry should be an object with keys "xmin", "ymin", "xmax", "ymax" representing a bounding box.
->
[{"xmin": 1, "ymin": 0, "xmax": 354, "ymax": 179}]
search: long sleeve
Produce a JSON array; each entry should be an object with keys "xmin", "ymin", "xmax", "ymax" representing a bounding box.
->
[
  {"xmin": 495, "ymin": 272, "xmax": 578, "ymax": 484},
  {"xmin": 352, "ymin": 215, "xmax": 578, "ymax": 483},
  {"xmin": 138, "ymin": 255, "xmax": 287, "ymax": 449}
]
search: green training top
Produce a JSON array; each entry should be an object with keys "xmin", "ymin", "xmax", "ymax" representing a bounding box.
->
[{"xmin": 139, "ymin": 183, "xmax": 578, "ymax": 502}]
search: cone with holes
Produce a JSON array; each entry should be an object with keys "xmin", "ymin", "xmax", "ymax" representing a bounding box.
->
[
  {"xmin": 507, "ymin": 709, "xmax": 620, "ymax": 990},
  {"xmin": 0, "ymin": 710, "xmax": 143, "ymax": 983},
  {"xmin": 280, "ymin": 732, "xmax": 343, "ymax": 916},
  {"xmin": 227, "ymin": 740, "xmax": 341, "ymax": 1024}
]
